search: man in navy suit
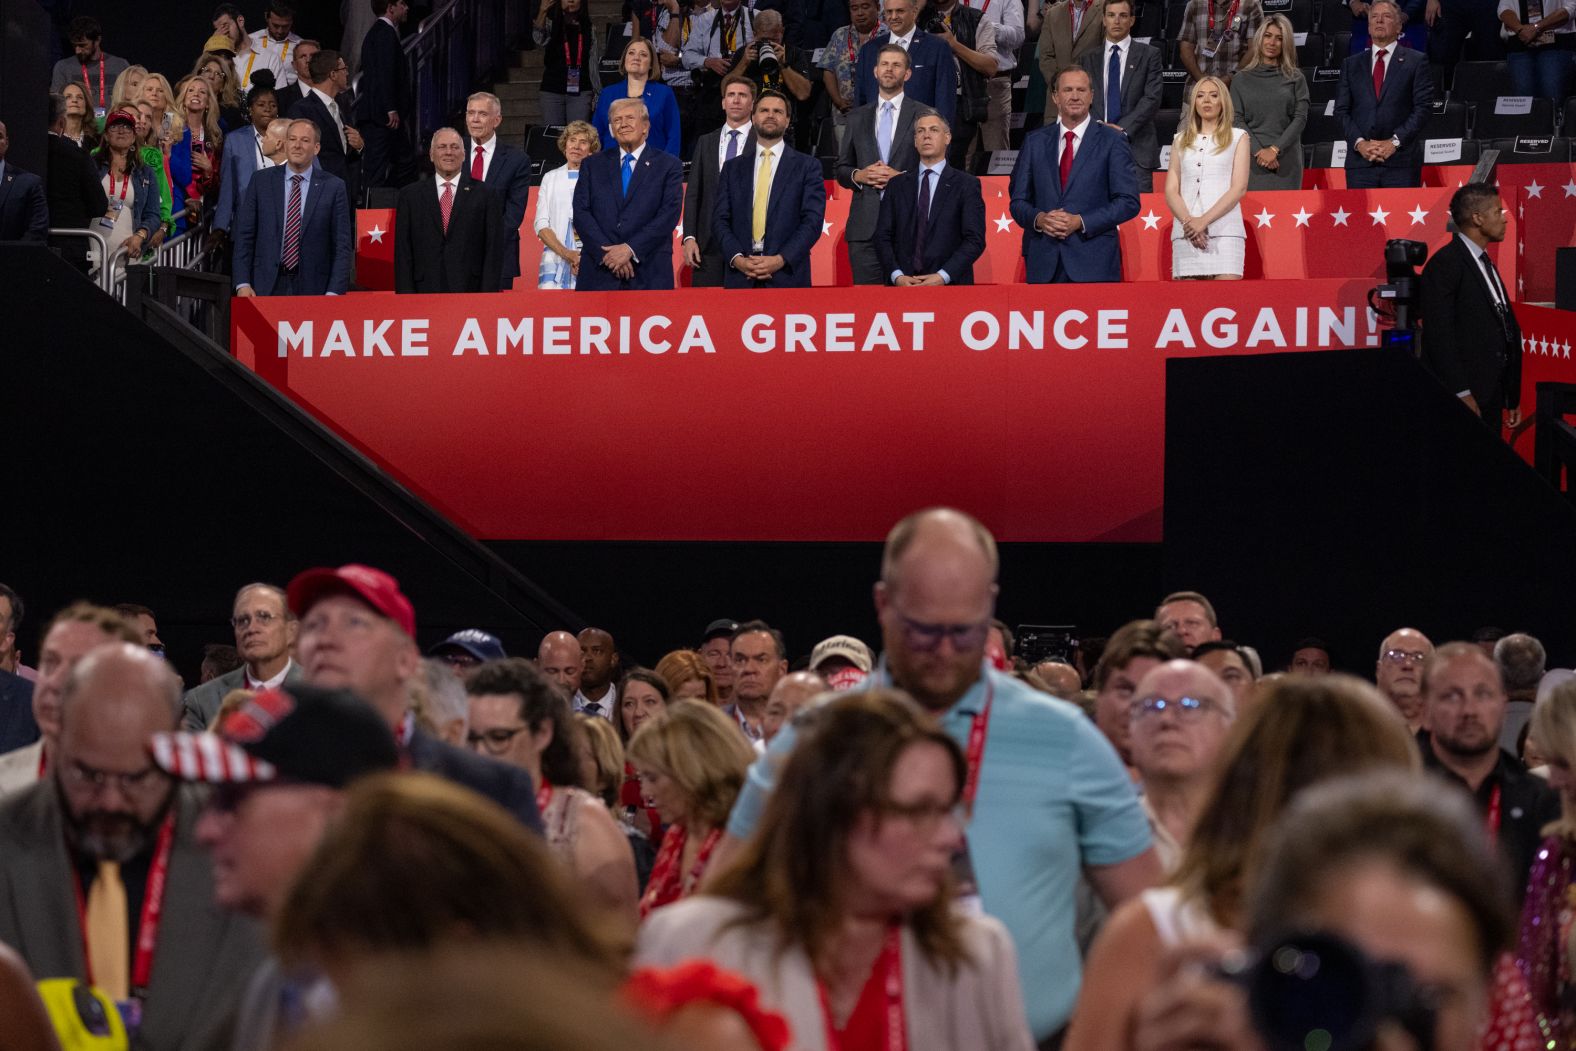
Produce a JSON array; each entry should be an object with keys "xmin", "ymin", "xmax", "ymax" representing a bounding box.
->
[
  {"xmin": 854, "ymin": 0, "xmax": 957, "ymax": 129},
  {"xmin": 234, "ymin": 119, "xmax": 354, "ymax": 296},
  {"xmin": 0, "ymin": 123, "xmax": 49, "ymax": 243},
  {"xmin": 715, "ymin": 91, "xmax": 827, "ymax": 288},
  {"xmin": 572, "ymin": 98, "xmax": 685, "ymax": 291},
  {"xmin": 1335, "ymin": 0, "xmax": 1432, "ymax": 188},
  {"xmin": 289, "ymin": 50, "xmax": 363, "ymax": 202},
  {"xmin": 0, "ymin": 669, "xmax": 36, "ymax": 757},
  {"xmin": 1078, "ymin": 0, "xmax": 1166, "ymax": 172},
  {"xmin": 875, "ymin": 113, "xmax": 986, "ymax": 285},
  {"xmin": 461, "ymin": 91, "xmax": 533, "ymax": 289},
  {"xmin": 1010, "ymin": 65, "xmax": 1140, "ymax": 283},
  {"xmin": 355, "ymin": 0, "xmax": 412, "ymax": 188}
]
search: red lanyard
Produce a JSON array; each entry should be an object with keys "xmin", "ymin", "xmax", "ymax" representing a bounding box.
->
[
  {"xmin": 967, "ymin": 0, "xmax": 993, "ymax": 14},
  {"xmin": 564, "ymin": 25, "xmax": 585, "ymax": 70},
  {"xmin": 82, "ymin": 56, "xmax": 106, "ymax": 109},
  {"xmin": 848, "ymin": 27, "xmax": 874, "ymax": 63},
  {"xmin": 819, "ymin": 924, "xmax": 907, "ymax": 1051},
  {"xmin": 1485, "ymin": 783, "xmax": 1502, "ymax": 846},
  {"xmin": 1207, "ymin": 0, "xmax": 1242, "ymax": 33},
  {"xmin": 536, "ymin": 779, "xmax": 555, "ymax": 814},
  {"xmin": 109, "ymin": 170, "xmax": 130, "ymax": 203},
  {"xmin": 639, "ymin": 824, "xmax": 722, "ymax": 917},
  {"xmin": 72, "ymin": 811, "xmax": 176, "ymax": 998},
  {"xmin": 960, "ymin": 681, "xmax": 994, "ymax": 820}
]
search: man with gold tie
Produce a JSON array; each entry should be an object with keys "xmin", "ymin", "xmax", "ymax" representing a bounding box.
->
[
  {"xmin": 0, "ymin": 642, "xmax": 263, "ymax": 1051},
  {"xmin": 714, "ymin": 90, "xmax": 827, "ymax": 288}
]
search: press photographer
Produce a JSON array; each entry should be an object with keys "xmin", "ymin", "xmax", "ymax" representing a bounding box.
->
[{"xmin": 739, "ymin": 10, "xmax": 814, "ymax": 124}]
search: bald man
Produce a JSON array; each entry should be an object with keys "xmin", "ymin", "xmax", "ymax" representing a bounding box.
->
[
  {"xmin": 1375, "ymin": 627, "xmax": 1433, "ymax": 733},
  {"xmin": 574, "ymin": 628, "xmax": 620, "ymax": 717},
  {"xmin": 394, "ymin": 126, "xmax": 502, "ymax": 293},
  {"xmin": 761, "ymin": 670, "xmax": 825, "ymax": 743},
  {"xmin": 1034, "ymin": 660, "xmax": 1083, "ymax": 700},
  {"xmin": 538, "ymin": 631, "xmax": 585, "ymax": 705}
]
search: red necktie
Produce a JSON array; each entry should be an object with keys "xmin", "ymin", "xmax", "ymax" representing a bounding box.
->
[
  {"xmin": 1372, "ymin": 48, "xmax": 1387, "ymax": 97},
  {"xmin": 1060, "ymin": 130, "xmax": 1075, "ymax": 189},
  {"xmin": 472, "ymin": 145, "xmax": 485, "ymax": 181},
  {"xmin": 282, "ymin": 173, "xmax": 303, "ymax": 269},
  {"xmin": 440, "ymin": 181, "xmax": 453, "ymax": 234}
]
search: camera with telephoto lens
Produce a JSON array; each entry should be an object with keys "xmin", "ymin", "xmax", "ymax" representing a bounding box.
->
[
  {"xmin": 1217, "ymin": 932, "xmax": 1440, "ymax": 1051},
  {"xmin": 920, "ymin": 5, "xmax": 948, "ymax": 33},
  {"xmin": 756, "ymin": 40, "xmax": 780, "ymax": 75}
]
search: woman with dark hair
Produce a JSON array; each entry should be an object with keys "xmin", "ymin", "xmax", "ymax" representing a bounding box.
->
[
  {"xmin": 466, "ymin": 658, "xmax": 640, "ymax": 924},
  {"xmin": 213, "ymin": 76, "xmax": 281, "ymax": 243},
  {"xmin": 620, "ymin": 667, "xmax": 672, "ymax": 743},
  {"xmin": 534, "ymin": 0, "xmax": 600, "ymax": 125},
  {"xmin": 90, "ymin": 108, "xmax": 161, "ymax": 270},
  {"xmin": 61, "ymin": 83, "xmax": 101, "ymax": 151},
  {"xmin": 636, "ymin": 690, "xmax": 1034, "ymax": 1050},
  {"xmin": 590, "ymin": 37, "xmax": 682, "ymax": 155}
]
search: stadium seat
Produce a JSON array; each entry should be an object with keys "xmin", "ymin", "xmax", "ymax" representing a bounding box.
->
[
  {"xmin": 1305, "ymin": 64, "xmax": 1343, "ymax": 104},
  {"xmin": 1328, "ymin": 29, "xmax": 1351, "ymax": 58},
  {"xmin": 524, "ymin": 124, "xmax": 567, "ymax": 175},
  {"xmin": 1295, "ymin": 30, "xmax": 1327, "ymax": 64},
  {"xmin": 1317, "ymin": 0, "xmax": 1352, "ymax": 31},
  {"xmin": 1154, "ymin": 107, "xmax": 1182, "ymax": 146},
  {"xmin": 1474, "ymin": 97, "xmax": 1555, "ymax": 139},
  {"xmin": 1484, "ymin": 135, "xmax": 1571, "ymax": 162},
  {"xmin": 1162, "ymin": 69, "xmax": 1189, "ymax": 108},
  {"xmin": 1559, "ymin": 95, "xmax": 1576, "ymax": 132},
  {"xmin": 1306, "ymin": 140, "xmax": 1342, "ymax": 166},
  {"xmin": 1302, "ymin": 108, "xmax": 1346, "ymax": 143},
  {"xmin": 1420, "ymin": 100, "xmax": 1469, "ymax": 140},
  {"xmin": 1164, "ymin": 0, "xmax": 1190, "ymax": 35},
  {"xmin": 1135, "ymin": 0, "xmax": 1165, "ymax": 38},
  {"xmin": 1449, "ymin": 61, "xmax": 1508, "ymax": 103}
]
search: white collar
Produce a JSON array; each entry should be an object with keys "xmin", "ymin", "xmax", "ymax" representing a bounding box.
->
[
  {"xmin": 1370, "ymin": 40, "xmax": 1398, "ymax": 56},
  {"xmin": 1106, "ymin": 35, "xmax": 1131, "ymax": 53},
  {"xmin": 878, "ymin": 90, "xmax": 906, "ymax": 111},
  {"xmin": 246, "ymin": 658, "xmax": 293, "ymax": 690},
  {"xmin": 919, "ymin": 157, "xmax": 947, "ymax": 177},
  {"xmin": 311, "ymin": 85, "xmax": 339, "ymax": 109},
  {"xmin": 473, "ymin": 134, "xmax": 496, "ymax": 155},
  {"xmin": 1059, "ymin": 113, "xmax": 1093, "ymax": 138},
  {"xmin": 622, "ymin": 141, "xmax": 647, "ymax": 163},
  {"xmin": 434, "ymin": 171, "xmax": 461, "ymax": 191},
  {"xmin": 723, "ymin": 118, "xmax": 751, "ymax": 133},
  {"xmin": 889, "ymin": 27, "xmax": 916, "ymax": 45}
]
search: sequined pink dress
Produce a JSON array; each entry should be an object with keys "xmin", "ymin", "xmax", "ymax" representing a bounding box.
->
[{"xmin": 1515, "ymin": 835, "xmax": 1576, "ymax": 1049}]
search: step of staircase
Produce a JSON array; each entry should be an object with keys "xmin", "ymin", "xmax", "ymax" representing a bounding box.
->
[{"xmin": 487, "ymin": 14, "xmax": 630, "ymax": 137}]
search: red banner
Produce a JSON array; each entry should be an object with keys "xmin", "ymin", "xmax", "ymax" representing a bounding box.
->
[
  {"xmin": 233, "ymin": 279, "xmax": 1391, "ymax": 544},
  {"xmin": 1511, "ymin": 304, "xmax": 1576, "ymax": 465}
]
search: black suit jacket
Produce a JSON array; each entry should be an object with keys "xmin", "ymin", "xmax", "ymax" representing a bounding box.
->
[
  {"xmin": 715, "ymin": 143, "xmax": 827, "ymax": 288},
  {"xmin": 1423, "ymin": 746, "xmax": 1558, "ymax": 905},
  {"xmin": 684, "ymin": 124, "xmax": 757, "ymax": 256},
  {"xmin": 355, "ymin": 19, "xmax": 411, "ymax": 126},
  {"xmin": 1079, "ymin": 39, "xmax": 1165, "ymax": 171},
  {"xmin": 288, "ymin": 90, "xmax": 358, "ymax": 186},
  {"xmin": 0, "ymin": 671, "xmax": 38, "ymax": 756},
  {"xmin": 875, "ymin": 164, "xmax": 986, "ymax": 285},
  {"xmin": 461, "ymin": 137, "xmax": 533, "ymax": 285},
  {"xmin": 1420, "ymin": 234, "xmax": 1523, "ymax": 412},
  {"xmin": 407, "ymin": 727, "xmax": 544, "ymax": 833},
  {"xmin": 394, "ymin": 177, "xmax": 503, "ymax": 293},
  {"xmin": 1335, "ymin": 44, "xmax": 1432, "ymax": 171},
  {"xmin": 0, "ymin": 163, "xmax": 49, "ymax": 242},
  {"xmin": 836, "ymin": 97, "xmax": 931, "ymax": 241},
  {"xmin": 45, "ymin": 134, "xmax": 108, "ymax": 230}
]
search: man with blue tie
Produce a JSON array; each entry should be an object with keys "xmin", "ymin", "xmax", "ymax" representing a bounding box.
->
[
  {"xmin": 572, "ymin": 98, "xmax": 685, "ymax": 291},
  {"xmin": 683, "ymin": 76, "xmax": 758, "ymax": 287},
  {"xmin": 234, "ymin": 119, "xmax": 354, "ymax": 297},
  {"xmin": 1335, "ymin": 0, "xmax": 1432, "ymax": 189},
  {"xmin": 715, "ymin": 91, "xmax": 827, "ymax": 288},
  {"xmin": 837, "ymin": 45, "xmax": 932, "ymax": 285},
  {"xmin": 853, "ymin": 0, "xmax": 957, "ymax": 128},
  {"xmin": 1078, "ymin": 0, "xmax": 1164, "ymax": 172},
  {"xmin": 1010, "ymin": 65, "xmax": 1140, "ymax": 283},
  {"xmin": 876, "ymin": 114, "xmax": 986, "ymax": 285}
]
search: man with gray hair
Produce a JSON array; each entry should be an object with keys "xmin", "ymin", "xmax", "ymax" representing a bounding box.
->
[
  {"xmin": 234, "ymin": 118, "xmax": 354, "ymax": 296},
  {"xmin": 181, "ymin": 584, "xmax": 304, "ymax": 731},
  {"xmin": 1495, "ymin": 632, "xmax": 1546, "ymax": 755},
  {"xmin": 572, "ymin": 97, "xmax": 684, "ymax": 290},
  {"xmin": 461, "ymin": 91, "xmax": 533, "ymax": 288},
  {"xmin": 1335, "ymin": 0, "xmax": 1432, "ymax": 188},
  {"xmin": 394, "ymin": 126, "xmax": 503, "ymax": 293},
  {"xmin": 0, "ymin": 643, "xmax": 264, "ymax": 1048},
  {"xmin": 417, "ymin": 657, "xmax": 469, "ymax": 747}
]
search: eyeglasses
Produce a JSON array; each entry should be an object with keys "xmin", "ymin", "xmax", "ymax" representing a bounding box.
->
[
  {"xmin": 880, "ymin": 798, "xmax": 964, "ymax": 832},
  {"xmin": 1131, "ymin": 695, "xmax": 1219, "ymax": 722},
  {"xmin": 231, "ymin": 610, "xmax": 282, "ymax": 630},
  {"xmin": 893, "ymin": 612, "xmax": 991, "ymax": 654},
  {"xmin": 1380, "ymin": 649, "xmax": 1429, "ymax": 665},
  {"xmin": 467, "ymin": 726, "xmax": 528, "ymax": 755},
  {"xmin": 62, "ymin": 761, "xmax": 168, "ymax": 796}
]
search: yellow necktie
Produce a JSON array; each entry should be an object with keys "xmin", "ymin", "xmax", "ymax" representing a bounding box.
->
[
  {"xmin": 85, "ymin": 861, "xmax": 129, "ymax": 1000},
  {"xmin": 752, "ymin": 147, "xmax": 774, "ymax": 245}
]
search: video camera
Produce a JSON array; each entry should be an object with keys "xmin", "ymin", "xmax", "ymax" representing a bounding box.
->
[{"xmin": 1367, "ymin": 239, "xmax": 1428, "ymax": 348}]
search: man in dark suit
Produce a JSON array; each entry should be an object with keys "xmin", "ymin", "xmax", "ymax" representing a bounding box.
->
[
  {"xmin": 0, "ymin": 644, "xmax": 265, "ymax": 1051},
  {"xmin": 854, "ymin": 0, "xmax": 957, "ymax": 127},
  {"xmin": 1010, "ymin": 65, "xmax": 1140, "ymax": 282},
  {"xmin": 572, "ymin": 98, "xmax": 685, "ymax": 291},
  {"xmin": 837, "ymin": 44, "xmax": 931, "ymax": 284},
  {"xmin": 285, "ymin": 38, "xmax": 321, "ymax": 109},
  {"xmin": 1420, "ymin": 183, "xmax": 1523, "ymax": 435},
  {"xmin": 714, "ymin": 90, "xmax": 827, "ymax": 288},
  {"xmin": 288, "ymin": 49, "xmax": 362, "ymax": 203},
  {"xmin": 234, "ymin": 119, "xmax": 354, "ymax": 297},
  {"xmin": 461, "ymin": 91, "xmax": 533, "ymax": 289},
  {"xmin": 180, "ymin": 584, "xmax": 304, "ymax": 732},
  {"xmin": 45, "ymin": 94, "xmax": 108, "ymax": 273},
  {"xmin": 1078, "ymin": 0, "xmax": 1165, "ymax": 172},
  {"xmin": 683, "ymin": 75, "xmax": 758, "ymax": 287},
  {"xmin": 0, "ymin": 670, "xmax": 37, "ymax": 756},
  {"xmin": 288, "ymin": 563, "xmax": 544, "ymax": 833},
  {"xmin": 355, "ymin": 0, "xmax": 413, "ymax": 188},
  {"xmin": 1335, "ymin": 0, "xmax": 1431, "ymax": 188},
  {"xmin": 0, "ymin": 122, "xmax": 49, "ymax": 243},
  {"xmin": 395, "ymin": 128, "xmax": 502, "ymax": 293},
  {"xmin": 876, "ymin": 113, "xmax": 986, "ymax": 284}
]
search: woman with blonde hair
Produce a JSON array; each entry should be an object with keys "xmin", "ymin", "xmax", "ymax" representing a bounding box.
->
[
  {"xmin": 533, "ymin": 119, "xmax": 598, "ymax": 288},
  {"xmin": 1229, "ymin": 15, "xmax": 1309, "ymax": 191},
  {"xmin": 191, "ymin": 51, "xmax": 246, "ymax": 130},
  {"xmin": 1165, "ymin": 74, "xmax": 1250, "ymax": 281},
  {"xmin": 656, "ymin": 649, "xmax": 718, "ymax": 706},
  {"xmin": 109, "ymin": 65, "xmax": 148, "ymax": 115},
  {"xmin": 138, "ymin": 73, "xmax": 177, "ymax": 144},
  {"xmin": 169, "ymin": 75, "xmax": 224, "ymax": 225},
  {"xmin": 1515, "ymin": 679, "xmax": 1576, "ymax": 1043}
]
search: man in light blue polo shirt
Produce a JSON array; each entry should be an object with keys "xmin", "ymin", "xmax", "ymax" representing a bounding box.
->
[{"xmin": 720, "ymin": 507, "xmax": 1160, "ymax": 1046}]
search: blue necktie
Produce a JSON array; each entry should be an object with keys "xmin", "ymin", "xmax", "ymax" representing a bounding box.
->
[
  {"xmin": 877, "ymin": 101, "xmax": 894, "ymax": 165},
  {"xmin": 725, "ymin": 129, "xmax": 740, "ymax": 161},
  {"xmin": 1107, "ymin": 45, "xmax": 1122, "ymax": 125},
  {"xmin": 621, "ymin": 152, "xmax": 635, "ymax": 195}
]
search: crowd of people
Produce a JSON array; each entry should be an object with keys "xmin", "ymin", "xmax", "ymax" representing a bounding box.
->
[{"xmin": 0, "ymin": 506, "xmax": 1569, "ymax": 1051}]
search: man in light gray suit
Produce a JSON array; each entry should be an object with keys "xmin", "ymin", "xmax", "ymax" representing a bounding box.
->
[
  {"xmin": 836, "ymin": 43, "xmax": 933, "ymax": 285},
  {"xmin": 181, "ymin": 583, "xmax": 303, "ymax": 731},
  {"xmin": 0, "ymin": 644, "xmax": 264, "ymax": 1051},
  {"xmin": 1078, "ymin": 0, "xmax": 1165, "ymax": 172}
]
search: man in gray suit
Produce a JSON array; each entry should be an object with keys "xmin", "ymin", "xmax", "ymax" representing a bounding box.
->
[
  {"xmin": 683, "ymin": 75, "xmax": 758, "ymax": 287},
  {"xmin": 181, "ymin": 583, "xmax": 304, "ymax": 731},
  {"xmin": 836, "ymin": 44, "xmax": 933, "ymax": 285},
  {"xmin": 0, "ymin": 644, "xmax": 264, "ymax": 1051},
  {"xmin": 1078, "ymin": 0, "xmax": 1164, "ymax": 172}
]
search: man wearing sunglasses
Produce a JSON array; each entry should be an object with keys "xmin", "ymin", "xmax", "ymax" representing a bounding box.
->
[{"xmin": 181, "ymin": 584, "xmax": 304, "ymax": 731}]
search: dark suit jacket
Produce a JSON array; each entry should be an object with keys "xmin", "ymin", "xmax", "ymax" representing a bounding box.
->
[
  {"xmin": 714, "ymin": 143, "xmax": 826, "ymax": 288},
  {"xmin": 1009, "ymin": 119, "xmax": 1140, "ymax": 283},
  {"xmin": 684, "ymin": 124, "xmax": 757, "ymax": 257},
  {"xmin": 287, "ymin": 90, "xmax": 358, "ymax": 190},
  {"xmin": 1420, "ymin": 233, "xmax": 1523, "ymax": 412},
  {"xmin": 875, "ymin": 163, "xmax": 986, "ymax": 284},
  {"xmin": 1079, "ymin": 39, "xmax": 1165, "ymax": 171},
  {"xmin": 461, "ymin": 137, "xmax": 533, "ymax": 285},
  {"xmin": 1422, "ymin": 746, "xmax": 1557, "ymax": 906},
  {"xmin": 178, "ymin": 661, "xmax": 306, "ymax": 731},
  {"xmin": 572, "ymin": 144, "xmax": 684, "ymax": 291},
  {"xmin": 0, "ymin": 783, "xmax": 266, "ymax": 1051},
  {"xmin": 836, "ymin": 97, "xmax": 930, "ymax": 242},
  {"xmin": 0, "ymin": 671, "xmax": 38, "ymax": 756},
  {"xmin": 395, "ymin": 177, "xmax": 502, "ymax": 293},
  {"xmin": 233, "ymin": 165, "xmax": 354, "ymax": 295},
  {"xmin": 854, "ymin": 32, "xmax": 957, "ymax": 128},
  {"xmin": 355, "ymin": 19, "xmax": 411, "ymax": 126},
  {"xmin": 0, "ymin": 163, "xmax": 49, "ymax": 242},
  {"xmin": 1335, "ymin": 44, "xmax": 1432, "ymax": 171},
  {"xmin": 45, "ymin": 134, "xmax": 108, "ymax": 230},
  {"xmin": 407, "ymin": 727, "xmax": 545, "ymax": 833}
]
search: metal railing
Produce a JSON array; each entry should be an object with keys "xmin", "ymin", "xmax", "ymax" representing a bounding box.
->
[
  {"xmin": 52, "ymin": 208, "xmax": 211, "ymax": 306},
  {"xmin": 1534, "ymin": 381, "xmax": 1576, "ymax": 503},
  {"xmin": 406, "ymin": 0, "xmax": 530, "ymax": 149}
]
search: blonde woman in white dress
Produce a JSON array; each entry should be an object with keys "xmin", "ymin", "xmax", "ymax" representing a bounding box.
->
[{"xmin": 1165, "ymin": 75, "xmax": 1251, "ymax": 280}]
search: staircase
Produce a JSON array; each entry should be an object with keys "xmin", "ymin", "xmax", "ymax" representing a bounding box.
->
[{"xmin": 493, "ymin": 0, "xmax": 627, "ymax": 144}]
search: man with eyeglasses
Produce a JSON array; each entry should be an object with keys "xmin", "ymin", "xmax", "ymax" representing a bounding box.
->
[
  {"xmin": 180, "ymin": 583, "xmax": 303, "ymax": 731},
  {"xmin": 0, "ymin": 643, "xmax": 264, "ymax": 1049},
  {"xmin": 719, "ymin": 507, "xmax": 1160, "ymax": 1048},
  {"xmin": 1374, "ymin": 626, "xmax": 1434, "ymax": 734},
  {"xmin": 1091, "ymin": 619, "xmax": 1187, "ymax": 775}
]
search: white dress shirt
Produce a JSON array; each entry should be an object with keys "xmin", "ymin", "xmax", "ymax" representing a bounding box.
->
[
  {"xmin": 1058, "ymin": 112, "xmax": 1092, "ymax": 160},
  {"xmin": 716, "ymin": 120, "xmax": 752, "ymax": 170},
  {"xmin": 245, "ymin": 658, "xmax": 295, "ymax": 691},
  {"xmin": 311, "ymin": 85, "xmax": 348, "ymax": 150},
  {"xmin": 888, "ymin": 27, "xmax": 917, "ymax": 49},
  {"xmin": 249, "ymin": 28, "xmax": 303, "ymax": 85},
  {"xmin": 1104, "ymin": 35, "xmax": 1131, "ymax": 95},
  {"xmin": 891, "ymin": 158, "xmax": 954, "ymax": 284},
  {"xmin": 574, "ymin": 685, "xmax": 618, "ymax": 719},
  {"xmin": 471, "ymin": 134, "xmax": 497, "ymax": 180}
]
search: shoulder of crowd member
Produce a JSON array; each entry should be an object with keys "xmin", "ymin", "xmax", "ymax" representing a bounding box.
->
[{"xmin": 632, "ymin": 894, "xmax": 753, "ymax": 964}]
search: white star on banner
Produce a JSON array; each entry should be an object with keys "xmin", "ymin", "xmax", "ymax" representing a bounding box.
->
[
  {"xmin": 1564, "ymin": 181, "xmax": 1576, "ymax": 198},
  {"xmin": 1407, "ymin": 205, "xmax": 1429, "ymax": 225},
  {"xmin": 1254, "ymin": 208, "xmax": 1274, "ymax": 228},
  {"xmin": 1523, "ymin": 335, "xmax": 1533, "ymax": 355},
  {"xmin": 1292, "ymin": 208, "xmax": 1312, "ymax": 227},
  {"xmin": 1564, "ymin": 341, "xmax": 1572, "ymax": 359},
  {"xmin": 1526, "ymin": 180, "xmax": 1544, "ymax": 199},
  {"xmin": 1140, "ymin": 211, "xmax": 1162, "ymax": 230},
  {"xmin": 822, "ymin": 220, "xmax": 833, "ymax": 237},
  {"xmin": 1541, "ymin": 337, "xmax": 1551, "ymax": 356},
  {"xmin": 674, "ymin": 225, "xmax": 682, "ymax": 237},
  {"xmin": 1369, "ymin": 206, "xmax": 1390, "ymax": 225},
  {"xmin": 994, "ymin": 213, "xmax": 1014, "ymax": 233},
  {"xmin": 1330, "ymin": 207, "xmax": 1351, "ymax": 226},
  {"xmin": 365, "ymin": 225, "xmax": 385, "ymax": 243}
]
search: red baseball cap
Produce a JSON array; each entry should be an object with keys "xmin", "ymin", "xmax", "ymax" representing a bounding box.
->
[{"xmin": 286, "ymin": 563, "xmax": 416, "ymax": 637}]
